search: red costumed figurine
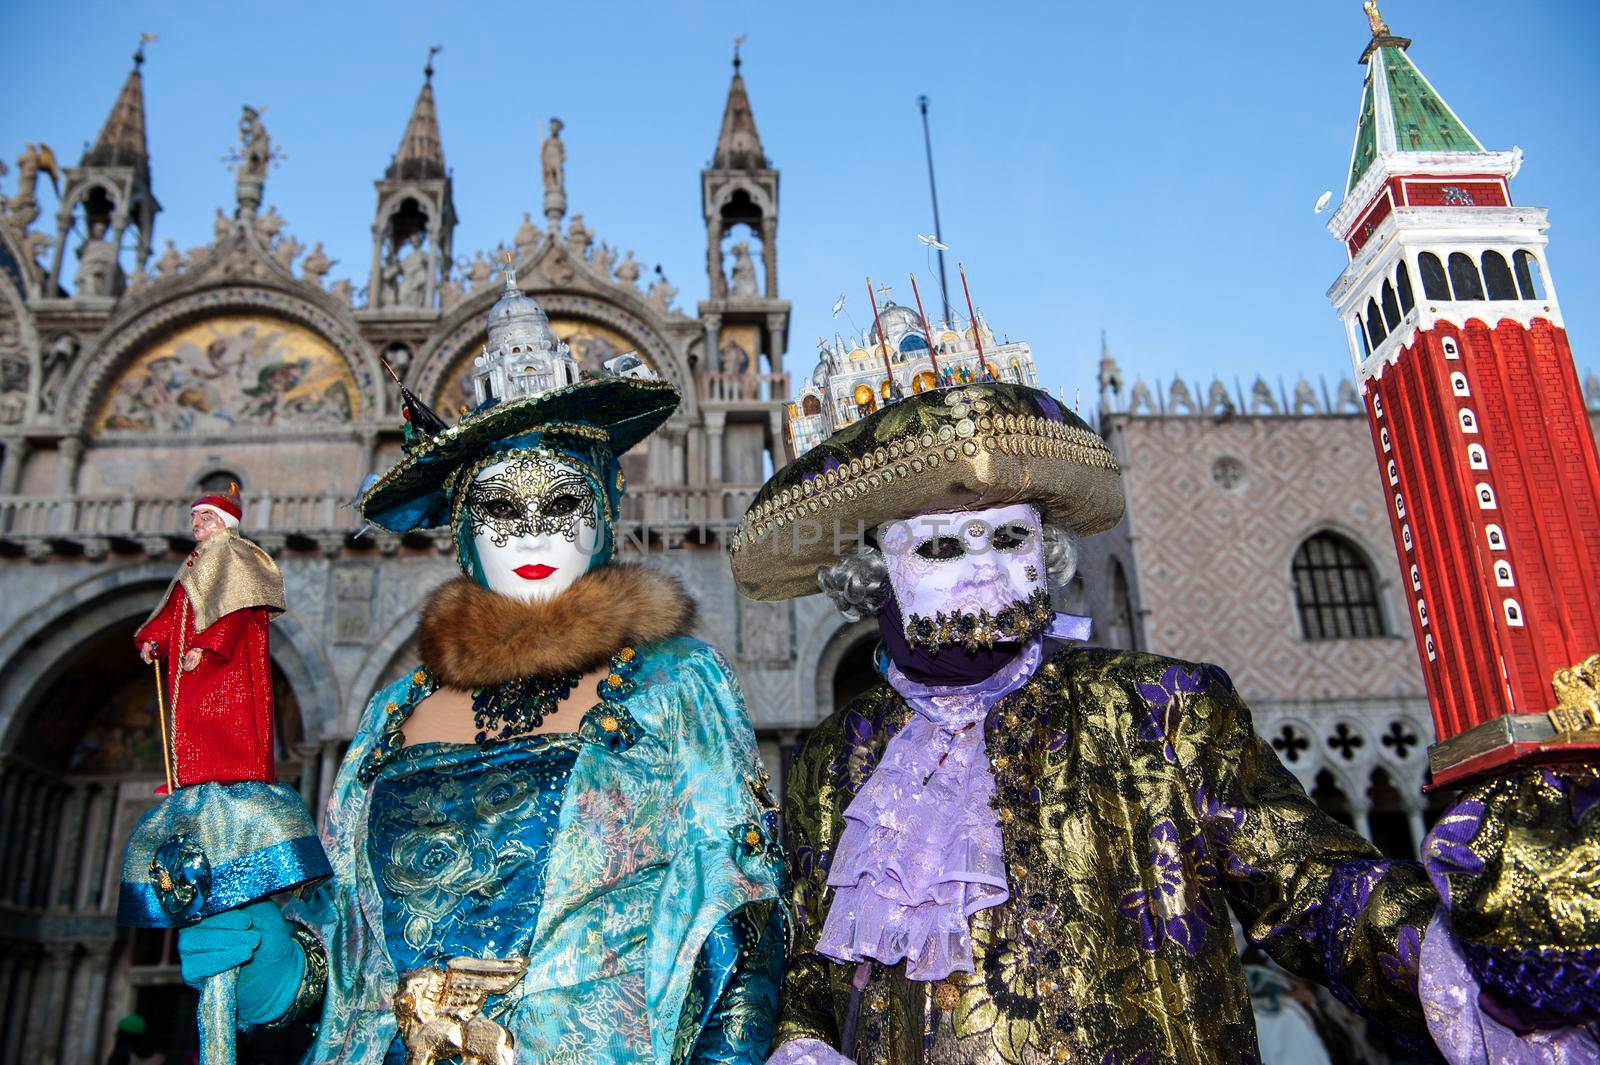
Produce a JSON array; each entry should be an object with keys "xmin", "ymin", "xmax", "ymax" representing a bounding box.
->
[{"xmin": 135, "ymin": 483, "xmax": 285, "ymax": 788}]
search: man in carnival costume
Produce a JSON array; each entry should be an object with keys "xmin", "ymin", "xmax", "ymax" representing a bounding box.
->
[
  {"xmin": 137, "ymin": 482, "xmax": 286, "ymax": 787},
  {"xmin": 177, "ymin": 268, "xmax": 787, "ymax": 1063},
  {"xmin": 732, "ymin": 374, "xmax": 1599, "ymax": 1064}
]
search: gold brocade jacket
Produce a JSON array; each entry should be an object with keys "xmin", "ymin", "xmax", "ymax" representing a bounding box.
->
[{"xmin": 776, "ymin": 647, "xmax": 1440, "ymax": 1065}]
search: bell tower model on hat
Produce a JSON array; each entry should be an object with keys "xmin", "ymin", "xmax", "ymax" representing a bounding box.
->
[{"xmin": 1325, "ymin": 3, "xmax": 1600, "ymax": 786}]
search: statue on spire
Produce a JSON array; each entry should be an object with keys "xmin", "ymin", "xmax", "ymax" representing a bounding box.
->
[
  {"xmin": 541, "ymin": 117, "xmax": 566, "ymax": 226},
  {"xmin": 1363, "ymin": 0, "xmax": 1390, "ymax": 37},
  {"xmin": 226, "ymin": 106, "xmax": 282, "ymax": 219}
]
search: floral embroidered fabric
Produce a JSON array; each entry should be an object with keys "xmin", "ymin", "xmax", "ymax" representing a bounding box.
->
[
  {"xmin": 815, "ymin": 641, "xmax": 1042, "ymax": 981},
  {"xmin": 366, "ymin": 734, "xmax": 580, "ymax": 970}
]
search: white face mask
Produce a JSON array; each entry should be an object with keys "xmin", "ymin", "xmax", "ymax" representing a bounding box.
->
[
  {"xmin": 878, "ymin": 503, "xmax": 1052, "ymax": 651},
  {"xmin": 463, "ymin": 454, "xmax": 603, "ymax": 602}
]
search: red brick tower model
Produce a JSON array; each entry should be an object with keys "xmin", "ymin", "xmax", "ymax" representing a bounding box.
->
[{"xmin": 1326, "ymin": 5, "xmax": 1600, "ymax": 786}]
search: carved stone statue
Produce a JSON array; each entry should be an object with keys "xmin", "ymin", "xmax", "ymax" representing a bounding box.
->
[
  {"xmin": 385, "ymin": 232, "xmax": 430, "ymax": 308},
  {"xmin": 728, "ymin": 241, "xmax": 759, "ymax": 297},
  {"xmin": 0, "ymin": 311, "xmax": 25, "ymax": 425},
  {"xmin": 615, "ymin": 250, "xmax": 640, "ymax": 288},
  {"xmin": 466, "ymin": 252, "xmax": 494, "ymax": 291},
  {"xmin": 155, "ymin": 239, "xmax": 184, "ymax": 278},
  {"xmin": 300, "ymin": 242, "xmax": 334, "ymax": 287},
  {"xmin": 541, "ymin": 118, "xmax": 567, "ymax": 224},
  {"xmin": 214, "ymin": 207, "xmax": 233, "ymax": 245},
  {"xmin": 272, "ymin": 234, "xmax": 304, "ymax": 272},
  {"xmin": 330, "ymin": 278, "xmax": 356, "ymax": 306},
  {"xmin": 1206, "ymin": 379, "xmax": 1236, "ymax": 418},
  {"xmin": 647, "ymin": 274, "xmax": 678, "ymax": 313},
  {"xmin": 239, "ymin": 106, "xmax": 273, "ymax": 181},
  {"xmin": 1364, "ymin": 0, "xmax": 1390, "ymax": 37},
  {"xmin": 590, "ymin": 242, "xmax": 616, "ymax": 279},
  {"xmin": 514, "ymin": 212, "xmax": 539, "ymax": 261},
  {"xmin": 566, "ymin": 214, "xmax": 591, "ymax": 258},
  {"xmin": 74, "ymin": 217, "xmax": 122, "ymax": 298},
  {"xmin": 2, "ymin": 143, "xmax": 56, "ymax": 231},
  {"xmin": 256, "ymin": 206, "xmax": 285, "ymax": 243},
  {"xmin": 39, "ymin": 333, "xmax": 78, "ymax": 416}
]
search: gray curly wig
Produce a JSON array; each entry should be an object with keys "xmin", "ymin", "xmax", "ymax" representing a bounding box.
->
[{"xmin": 816, "ymin": 520, "xmax": 1079, "ymax": 620}]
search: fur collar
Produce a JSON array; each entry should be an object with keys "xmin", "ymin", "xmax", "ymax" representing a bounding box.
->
[{"xmin": 418, "ymin": 564, "xmax": 697, "ymax": 689}]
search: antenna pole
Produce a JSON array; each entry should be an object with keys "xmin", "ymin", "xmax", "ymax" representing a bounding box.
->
[{"xmin": 918, "ymin": 95, "xmax": 952, "ymax": 324}]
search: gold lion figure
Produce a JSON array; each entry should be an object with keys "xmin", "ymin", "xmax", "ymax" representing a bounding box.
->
[{"xmin": 393, "ymin": 957, "xmax": 529, "ymax": 1065}]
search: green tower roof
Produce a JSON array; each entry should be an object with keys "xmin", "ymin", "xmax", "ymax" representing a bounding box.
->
[{"xmin": 1347, "ymin": 44, "xmax": 1483, "ymax": 193}]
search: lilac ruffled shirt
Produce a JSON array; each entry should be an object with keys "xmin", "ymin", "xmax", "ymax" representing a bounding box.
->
[{"xmin": 813, "ymin": 638, "xmax": 1044, "ymax": 981}]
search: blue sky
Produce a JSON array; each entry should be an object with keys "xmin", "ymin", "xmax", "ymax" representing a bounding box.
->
[{"xmin": 4, "ymin": 0, "xmax": 1597, "ymax": 400}]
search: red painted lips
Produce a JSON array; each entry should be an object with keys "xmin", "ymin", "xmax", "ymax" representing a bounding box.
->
[{"xmin": 514, "ymin": 563, "xmax": 558, "ymax": 580}]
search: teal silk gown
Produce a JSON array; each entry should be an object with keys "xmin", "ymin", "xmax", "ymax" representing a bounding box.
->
[{"xmin": 289, "ymin": 636, "xmax": 787, "ymax": 1064}]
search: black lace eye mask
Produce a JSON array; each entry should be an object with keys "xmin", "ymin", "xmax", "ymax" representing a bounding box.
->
[{"xmin": 464, "ymin": 455, "xmax": 598, "ymax": 548}]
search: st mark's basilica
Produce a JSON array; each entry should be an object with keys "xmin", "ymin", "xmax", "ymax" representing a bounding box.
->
[{"xmin": 2, "ymin": 30, "xmax": 1600, "ymax": 1065}]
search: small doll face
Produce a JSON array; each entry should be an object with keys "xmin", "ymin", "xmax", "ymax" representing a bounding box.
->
[
  {"xmin": 878, "ymin": 502, "xmax": 1049, "ymax": 649},
  {"xmin": 191, "ymin": 507, "xmax": 228, "ymax": 542},
  {"xmin": 464, "ymin": 454, "xmax": 602, "ymax": 601}
]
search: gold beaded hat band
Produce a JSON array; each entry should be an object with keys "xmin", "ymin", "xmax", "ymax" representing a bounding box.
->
[{"xmin": 730, "ymin": 383, "xmax": 1125, "ymax": 602}]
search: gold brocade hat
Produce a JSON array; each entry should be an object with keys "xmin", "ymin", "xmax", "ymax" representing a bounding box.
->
[{"xmin": 730, "ymin": 382, "xmax": 1124, "ymax": 601}]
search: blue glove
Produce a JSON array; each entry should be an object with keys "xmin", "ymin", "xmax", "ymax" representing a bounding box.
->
[{"xmin": 177, "ymin": 900, "xmax": 306, "ymax": 1027}]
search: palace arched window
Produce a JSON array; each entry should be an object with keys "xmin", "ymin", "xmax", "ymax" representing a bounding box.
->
[
  {"xmin": 1442, "ymin": 336, "xmax": 1460, "ymax": 360},
  {"xmin": 1451, "ymin": 372, "xmax": 1470, "ymax": 396},
  {"xmin": 1394, "ymin": 492, "xmax": 1406, "ymax": 518},
  {"xmin": 1373, "ymin": 394, "xmax": 1384, "ymax": 417},
  {"xmin": 1494, "ymin": 560, "xmax": 1514, "ymax": 587},
  {"xmin": 1419, "ymin": 253, "xmax": 1451, "ymax": 301},
  {"xmin": 1486, "ymin": 524, "xmax": 1506, "ymax": 550},
  {"xmin": 1468, "ymin": 443, "xmax": 1488, "ymax": 469},
  {"xmin": 1380, "ymin": 427, "xmax": 1392, "ymax": 452},
  {"xmin": 1424, "ymin": 633, "xmax": 1437, "ymax": 660},
  {"xmin": 1365, "ymin": 298, "xmax": 1388, "ymax": 347},
  {"xmin": 1292, "ymin": 532, "xmax": 1386, "ymax": 640},
  {"xmin": 1381, "ymin": 281, "xmax": 1402, "ymax": 329},
  {"xmin": 801, "ymin": 394, "xmax": 823, "ymax": 416},
  {"xmin": 1402, "ymin": 524, "xmax": 1413, "ymax": 550},
  {"xmin": 1387, "ymin": 459, "xmax": 1398, "ymax": 485},
  {"xmin": 1513, "ymin": 251, "xmax": 1546, "ymax": 300},
  {"xmin": 1482, "ymin": 251, "xmax": 1517, "ymax": 300},
  {"xmin": 1504, "ymin": 598, "xmax": 1525, "ymax": 627},
  {"xmin": 1396, "ymin": 261, "xmax": 1416, "ymax": 314},
  {"xmin": 1459, "ymin": 408, "xmax": 1478, "ymax": 433},
  {"xmin": 1355, "ymin": 317, "xmax": 1371, "ymax": 359},
  {"xmin": 1449, "ymin": 253, "xmax": 1486, "ymax": 300},
  {"xmin": 197, "ymin": 469, "xmax": 243, "ymax": 494},
  {"xmin": 1476, "ymin": 483, "xmax": 1497, "ymax": 509},
  {"xmin": 1410, "ymin": 563, "xmax": 1421, "ymax": 590}
]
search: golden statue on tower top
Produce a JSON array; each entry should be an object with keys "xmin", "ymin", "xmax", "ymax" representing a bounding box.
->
[{"xmin": 1363, "ymin": 0, "xmax": 1390, "ymax": 37}]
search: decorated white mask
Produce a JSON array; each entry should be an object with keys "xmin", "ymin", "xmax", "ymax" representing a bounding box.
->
[
  {"xmin": 878, "ymin": 502, "xmax": 1053, "ymax": 651},
  {"xmin": 463, "ymin": 454, "xmax": 603, "ymax": 601}
]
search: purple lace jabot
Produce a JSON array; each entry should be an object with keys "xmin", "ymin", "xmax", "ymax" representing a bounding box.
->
[{"xmin": 814, "ymin": 637, "xmax": 1045, "ymax": 982}]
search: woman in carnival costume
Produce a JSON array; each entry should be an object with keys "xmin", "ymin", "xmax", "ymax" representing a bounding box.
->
[
  {"xmin": 178, "ymin": 270, "xmax": 787, "ymax": 1064},
  {"xmin": 732, "ymin": 377, "xmax": 1598, "ymax": 1064}
]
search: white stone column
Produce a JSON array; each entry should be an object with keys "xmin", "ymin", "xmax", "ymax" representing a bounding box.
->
[{"xmin": 0, "ymin": 437, "xmax": 28, "ymax": 495}]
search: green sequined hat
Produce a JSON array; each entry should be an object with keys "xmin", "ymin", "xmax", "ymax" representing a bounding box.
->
[{"xmin": 730, "ymin": 382, "xmax": 1124, "ymax": 601}]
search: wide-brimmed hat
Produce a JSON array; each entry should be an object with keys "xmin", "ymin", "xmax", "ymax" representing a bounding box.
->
[
  {"xmin": 361, "ymin": 376, "xmax": 679, "ymax": 533},
  {"xmin": 730, "ymin": 383, "xmax": 1124, "ymax": 601}
]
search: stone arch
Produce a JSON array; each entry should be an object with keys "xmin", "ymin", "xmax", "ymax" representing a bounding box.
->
[
  {"xmin": 414, "ymin": 285, "xmax": 696, "ymax": 418},
  {"xmin": 810, "ymin": 617, "xmax": 879, "ymax": 721},
  {"xmin": 342, "ymin": 604, "xmax": 424, "ymax": 735},
  {"xmin": 62, "ymin": 280, "xmax": 382, "ymax": 434},
  {"xmin": 0, "ymin": 561, "xmax": 334, "ymax": 757}
]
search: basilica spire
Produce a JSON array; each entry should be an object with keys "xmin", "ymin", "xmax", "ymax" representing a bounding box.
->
[
  {"xmin": 712, "ymin": 38, "xmax": 767, "ymax": 170},
  {"xmin": 388, "ymin": 45, "xmax": 447, "ymax": 180},
  {"xmin": 84, "ymin": 35, "xmax": 153, "ymax": 176}
]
